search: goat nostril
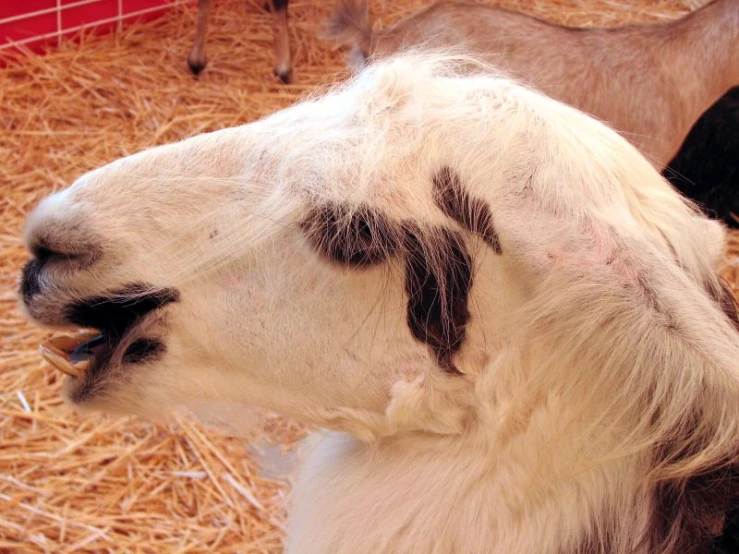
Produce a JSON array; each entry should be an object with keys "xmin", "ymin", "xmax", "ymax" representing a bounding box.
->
[
  {"xmin": 34, "ymin": 245, "xmax": 67, "ymax": 262},
  {"xmin": 30, "ymin": 242, "xmax": 101, "ymax": 267},
  {"xmin": 20, "ymin": 258, "xmax": 43, "ymax": 301}
]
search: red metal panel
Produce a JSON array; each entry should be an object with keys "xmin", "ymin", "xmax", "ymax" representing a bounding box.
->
[
  {"xmin": 0, "ymin": 0, "xmax": 56, "ymax": 20},
  {"xmin": 62, "ymin": 0, "xmax": 118, "ymax": 31},
  {"xmin": 123, "ymin": 0, "xmax": 171, "ymax": 15},
  {"xmin": 0, "ymin": 12, "xmax": 57, "ymax": 46},
  {"xmin": 0, "ymin": 0, "xmax": 179, "ymax": 54}
]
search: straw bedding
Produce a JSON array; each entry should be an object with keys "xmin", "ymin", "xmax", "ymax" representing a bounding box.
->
[{"xmin": 0, "ymin": 0, "xmax": 736, "ymax": 552}]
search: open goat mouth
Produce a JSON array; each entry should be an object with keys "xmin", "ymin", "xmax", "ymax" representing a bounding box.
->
[
  {"xmin": 39, "ymin": 285, "xmax": 179, "ymax": 381},
  {"xmin": 41, "ymin": 330, "xmax": 109, "ymax": 378}
]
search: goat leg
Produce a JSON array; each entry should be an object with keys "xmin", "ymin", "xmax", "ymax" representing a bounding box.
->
[
  {"xmin": 270, "ymin": 0, "xmax": 293, "ymax": 84},
  {"xmin": 188, "ymin": 0, "xmax": 213, "ymax": 75}
]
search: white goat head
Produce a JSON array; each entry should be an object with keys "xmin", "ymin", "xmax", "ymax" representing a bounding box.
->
[{"xmin": 19, "ymin": 55, "xmax": 739, "ymax": 553}]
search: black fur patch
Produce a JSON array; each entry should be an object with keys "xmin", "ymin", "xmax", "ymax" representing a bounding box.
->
[
  {"xmin": 714, "ymin": 506, "xmax": 739, "ymax": 554},
  {"xmin": 302, "ymin": 202, "xmax": 475, "ymax": 374},
  {"xmin": 664, "ymin": 87, "xmax": 738, "ymax": 229},
  {"xmin": 272, "ymin": 0, "xmax": 288, "ymax": 11},
  {"xmin": 433, "ymin": 166, "xmax": 502, "ymax": 254},
  {"xmin": 403, "ymin": 225, "xmax": 472, "ymax": 374},
  {"xmin": 66, "ymin": 284, "xmax": 179, "ymax": 338},
  {"xmin": 650, "ymin": 455, "xmax": 739, "ymax": 554},
  {"xmin": 301, "ymin": 203, "xmax": 400, "ymax": 267}
]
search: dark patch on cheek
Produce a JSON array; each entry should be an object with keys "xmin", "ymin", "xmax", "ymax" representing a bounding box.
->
[
  {"xmin": 122, "ymin": 338, "xmax": 165, "ymax": 365},
  {"xmin": 433, "ymin": 166, "xmax": 502, "ymax": 254},
  {"xmin": 302, "ymin": 201, "xmax": 475, "ymax": 375},
  {"xmin": 301, "ymin": 203, "xmax": 400, "ymax": 267},
  {"xmin": 403, "ymin": 225, "xmax": 472, "ymax": 374},
  {"xmin": 66, "ymin": 284, "xmax": 180, "ymax": 337}
]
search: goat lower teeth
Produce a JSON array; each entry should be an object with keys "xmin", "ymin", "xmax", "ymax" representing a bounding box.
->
[
  {"xmin": 39, "ymin": 331, "xmax": 98, "ymax": 378},
  {"xmin": 39, "ymin": 345, "xmax": 83, "ymax": 378}
]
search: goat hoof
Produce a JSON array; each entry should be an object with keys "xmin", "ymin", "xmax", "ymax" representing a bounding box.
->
[
  {"xmin": 274, "ymin": 67, "xmax": 293, "ymax": 84},
  {"xmin": 188, "ymin": 58, "xmax": 207, "ymax": 76}
]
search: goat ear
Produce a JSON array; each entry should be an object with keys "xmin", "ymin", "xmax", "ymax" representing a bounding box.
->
[{"xmin": 402, "ymin": 225, "xmax": 472, "ymax": 374}]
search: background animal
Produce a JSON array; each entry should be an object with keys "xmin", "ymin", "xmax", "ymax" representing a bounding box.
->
[
  {"xmin": 189, "ymin": 0, "xmax": 293, "ymax": 82},
  {"xmin": 19, "ymin": 54, "xmax": 739, "ymax": 554},
  {"xmin": 326, "ymin": 0, "xmax": 738, "ymax": 171},
  {"xmin": 664, "ymin": 87, "xmax": 739, "ymax": 229}
]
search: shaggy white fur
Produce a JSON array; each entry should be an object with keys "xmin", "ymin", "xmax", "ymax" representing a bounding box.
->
[{"xmin": 20, "ymin": 54, "xmax": 739, "ymax": 554}]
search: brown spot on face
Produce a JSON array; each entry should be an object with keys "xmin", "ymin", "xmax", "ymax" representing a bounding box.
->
[
  {"xmin": 403, "ymin": 225, "xmax": 472, "ymax": 374},
  {"xmin": 301, "ymin": 203, "xmax": 400, "ymax": 267},
  {"xmin": 302, "ymin": 202, "xmax": 475, "ymax": 375},
  {"xmin": 433, "ymin": 166, "xmax": 502, "ymax": 254}
]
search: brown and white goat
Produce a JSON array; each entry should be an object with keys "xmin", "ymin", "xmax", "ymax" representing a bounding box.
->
[
  {"xmin": 19, "ymin": 54, "xmax": 739, "ymax": 553},
  {"xmin": 327, "ymin": 0, "xmax": 739, "ymax": 170},
  {"xmin": 188, "ymin": 0, "xmax": 293, "ymax": 83}
]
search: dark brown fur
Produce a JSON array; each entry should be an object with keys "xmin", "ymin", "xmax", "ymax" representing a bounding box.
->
[
  {"xmin": 66, "ymin": 284, "xmax": 180, "ymax": 338},
  {"xmin": 432, "ymin": 166, "xmax": 502, "ymax": 254},
  {"xmin": 301, "ymin": 202, "xmax": 475, "ymax": 375},
  {"xmin": 403, "ymin": 225, "xmax": 472, "ymax": 374},
  {"xmin": 644, "ymin": 276, "xmax": 739, "ymax": 552},
  {"xmin": 651, "ymin": 451, "xmax": 739, "ymax": 553},
  {"xmin": 301, "ymin": 203, "xmax": 400, "ymax": 267}
]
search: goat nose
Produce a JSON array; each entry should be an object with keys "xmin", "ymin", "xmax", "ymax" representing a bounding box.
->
[
  {"xmin": 19, "ymin": 242, "xmax": 102, "ymax": 301},
  {"xmin": 23, "ymin": 191, "xmax": 103, "ymax": 272}
]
